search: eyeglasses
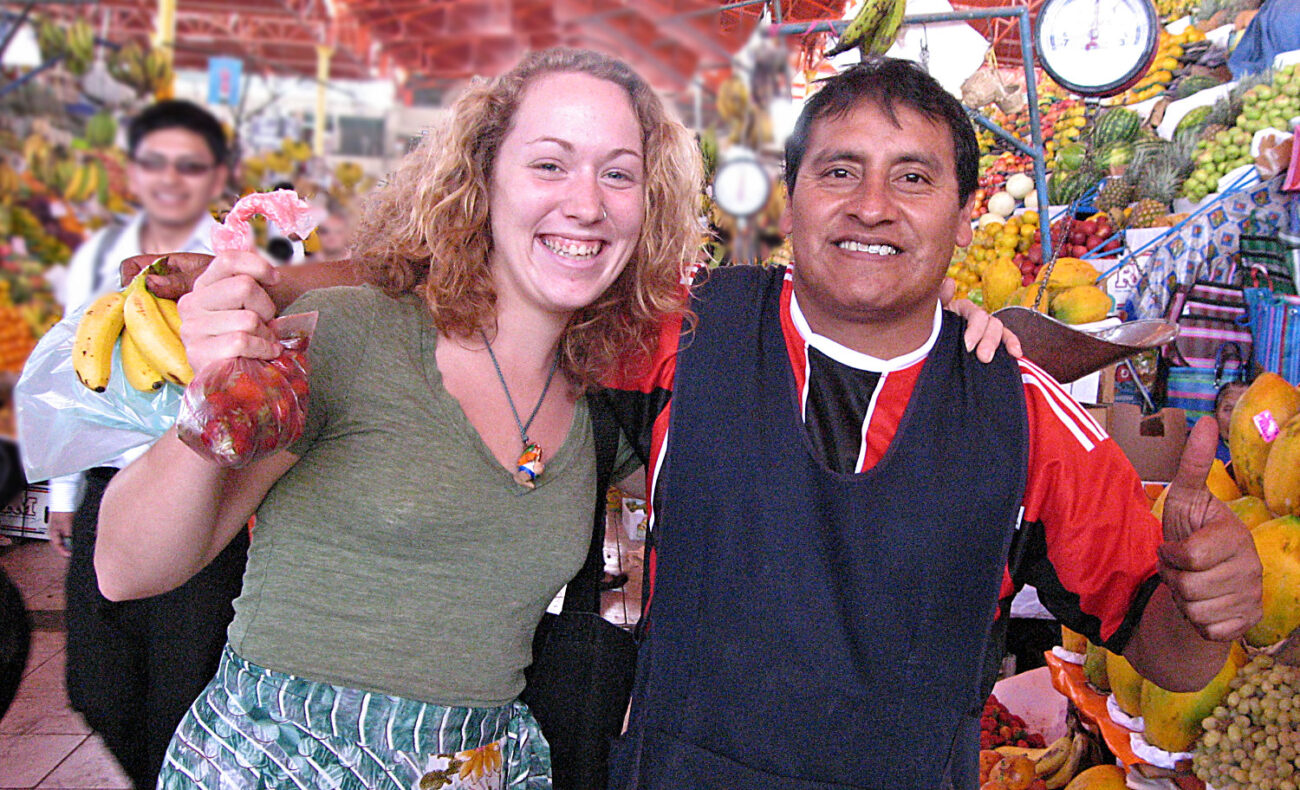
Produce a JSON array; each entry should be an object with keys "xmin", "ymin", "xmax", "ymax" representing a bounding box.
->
[{"xmin": 131, "ymin": 156, "xmax": 218, "ymax": 176}]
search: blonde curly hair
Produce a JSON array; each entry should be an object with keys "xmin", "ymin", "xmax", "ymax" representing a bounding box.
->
[{"xmin": 350, "ymin": 48, "xmax": 703, "ymax": 388}]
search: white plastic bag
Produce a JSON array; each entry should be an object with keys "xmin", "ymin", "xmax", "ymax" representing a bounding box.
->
[{"xmin": 13, "ymin": 304, "xmax": 182, "ymax": 482}]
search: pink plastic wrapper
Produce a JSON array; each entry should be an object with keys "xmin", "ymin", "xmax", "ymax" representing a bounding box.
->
[{"xmin": 176, "ymin": 190, "xmax": 320, "ymax": 467}]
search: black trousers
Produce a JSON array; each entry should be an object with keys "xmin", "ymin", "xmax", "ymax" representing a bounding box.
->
[{"xmin": 65, "ymin": 467, "xmax": 249, "ymax": 789}]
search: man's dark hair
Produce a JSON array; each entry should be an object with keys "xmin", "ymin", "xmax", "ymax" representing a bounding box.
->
[
  {"xmin": 783, "ymin": 57, "xmax": 978, "ymax": 207},
  {"xmin": 1214, "ymin": 379, "xmax": 1248, "ymax": 412},
  {"xmin": 127, "ymin": 99, "xmax": 229, "ymax": 166}
]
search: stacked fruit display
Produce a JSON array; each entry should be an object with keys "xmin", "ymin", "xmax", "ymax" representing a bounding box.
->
[
  {"xmin": 1182, "ymin": 66, "xmax": 1300, "ymax": 202},
  {"xmin": 1097, "ymin": 374, "xmax": 1300, "ymax": 779},
  {"xmin": 1192, "ymin": 653, "xmax": 1300, "ymax": 789},
  {"xmin": 0, "ymin": 280, "xmax": 39, "ymax": 374},
  {"xmin": 34, "ymin": 14, "xmax": 95, "ymax": 77}
]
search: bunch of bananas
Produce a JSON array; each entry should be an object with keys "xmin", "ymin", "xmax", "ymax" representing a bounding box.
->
[
  {"xmin": 825, "ymin": 0, "xmax": 907, "ymax": 59},
  {"xmin": 988, "ymin": 731, "xmax": 1091, "ymax": 789},
  {"xmin": 282, "ymin": 138, "xmax": 313, "ymax": 164},
  {"xmin": 34, "ymin": 16, "xmax": 66, "ymax": 64},
  {"xmin": 62, "ymin": 17, "xmax": 95, "ymax": 77},
  {"xmin": 72, "ymin": 270, "xmax": 192, "ymax": 393},
  {"xmin": 107, "ymin": 41, "xmax": 173, "ymax": 98},
  {"xmin": 62, "ymin": 159, "xmax": 110, "ymax": 205}
]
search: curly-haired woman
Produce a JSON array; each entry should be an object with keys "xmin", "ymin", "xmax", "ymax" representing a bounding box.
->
[{"xmin": 94, "ymin": 48, "xmax": 701, "ymax": 789}]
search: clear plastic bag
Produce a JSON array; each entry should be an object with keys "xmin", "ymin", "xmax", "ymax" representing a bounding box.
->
[
  {"xmin": 175, "ymin": 312, "xmax": 317, "ymax": 468},
  {"xmin": 14, "ymin": 305, "xmax": 183, "ymax": 482}
]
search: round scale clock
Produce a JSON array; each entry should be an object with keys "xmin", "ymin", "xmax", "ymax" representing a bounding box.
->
[
  {"xmin": 712, "ymin": 148, "xmax": 771, "ymax": 219},
  {"xmin": 1034, "ymin": 0, "xmax": 1161, "ymax": 98}
]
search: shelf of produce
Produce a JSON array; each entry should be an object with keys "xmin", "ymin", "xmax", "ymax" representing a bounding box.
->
[{"xmin": 1046, "ymin": 652, "xmax": 1143, "ymax": 766}]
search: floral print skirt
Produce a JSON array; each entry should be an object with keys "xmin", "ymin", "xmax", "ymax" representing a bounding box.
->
[{"xmin": 156, "ymin": 644, "xmax": 551, "ymax": 790}]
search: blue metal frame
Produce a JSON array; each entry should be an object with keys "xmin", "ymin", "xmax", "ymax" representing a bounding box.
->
[{"xmin": 766, "ymin": 5, "xmax": 1054, "ymax": 258}]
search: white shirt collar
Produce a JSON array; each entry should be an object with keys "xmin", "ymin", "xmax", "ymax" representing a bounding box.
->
[
  {"xmin": 788, "ymin": 292, "xmax": 942, "ymax": 372},
  {"xmin": 130, "ymin": 212, "xmax": 219, "ymax": 257}
]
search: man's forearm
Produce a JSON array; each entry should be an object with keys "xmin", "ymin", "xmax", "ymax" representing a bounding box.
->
[
  {"xmin": 1124, "ymin": 583, "xmax": 1232, "ymax": 692},
  {"xmin": 267, "ymin": 259, "xmax": 364, "ymax": 311}
]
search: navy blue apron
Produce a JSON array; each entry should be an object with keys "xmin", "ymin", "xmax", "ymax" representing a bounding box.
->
[{"xmin": 609, "ymin": 267, "xmax": 1028, "ymax": 789}]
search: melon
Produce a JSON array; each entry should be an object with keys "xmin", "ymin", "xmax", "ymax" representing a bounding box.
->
[
  {"xmin": 1140, "ymin": 642, "xmax": 1247, "ymax": 753},
  {"xmin": 1263, "ymin": 413, "xmax": 1300, "ymax": 517},
  {"xmin": 1243, "ymin": 515, "xmax": 1300, "ymax": 647},
  {"xmin": 1228, "ymin": 373, "xmax": 1300, "ymax": 498}
]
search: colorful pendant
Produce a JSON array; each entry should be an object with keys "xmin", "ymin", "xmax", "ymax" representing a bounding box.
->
[{"xmin": 513, "ymin": 442, "xmax": 545, "ymax": 489}]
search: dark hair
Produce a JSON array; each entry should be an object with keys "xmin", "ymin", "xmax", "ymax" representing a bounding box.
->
[
  {"xmin": 127, "ymin": 100, "xmax": 229, "ymax": 166},
  {"xmin": 1214, "ymin": 379, "xmax": 1248, "ymax": 412},
  {"xmin": 783, "ymin": 57, "xmax": 978, "ymax": 206}
]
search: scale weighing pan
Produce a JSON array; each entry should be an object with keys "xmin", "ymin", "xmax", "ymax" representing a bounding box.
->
[{"xmin": 993, "ymin": 306, "xmax": 1179, "ymax": 383}]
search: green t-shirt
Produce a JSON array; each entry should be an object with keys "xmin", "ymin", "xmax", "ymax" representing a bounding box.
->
[{"xmin": 227, "ymin": 285, "xmax": 605, "ymax": 707}]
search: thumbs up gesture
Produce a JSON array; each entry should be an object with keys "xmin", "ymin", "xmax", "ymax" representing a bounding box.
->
[{"xmin": 1157, "ymin": 416, "xmax": 1263, "ymax": 642}]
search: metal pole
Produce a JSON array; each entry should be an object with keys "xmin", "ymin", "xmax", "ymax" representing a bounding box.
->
[{"xmin": 1015, "ymin": 7, "xmax": 1052, "ymax": 258}]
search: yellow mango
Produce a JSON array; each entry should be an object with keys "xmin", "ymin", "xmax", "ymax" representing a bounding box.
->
[
  {"xmin": 1106, "ymin": 650, "xmax": 1143, "ymax": 717},
  {"xmin": 1227, "ymin": 495, "xmax": 1274, "ymax": 529},
  {"xmin": 1050, "ymin": 285, "xmax": 1112, "ymax": 325},
  {"xmin": 1140, "ymin": 642, "xmax": 1247, "ymax": 752},
  {"xmin": 1244, "ymin": 515, "xmax": 1300, "ymax": 647}
]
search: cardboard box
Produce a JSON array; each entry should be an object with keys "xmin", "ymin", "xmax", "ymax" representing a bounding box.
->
[
  {"xmin": 1, "ymin": 482, "xmax": 52, "ymax": 540},
  {"xmin": 1104, "ymin": 404, "xmax": 1189, "ymax": 483}
]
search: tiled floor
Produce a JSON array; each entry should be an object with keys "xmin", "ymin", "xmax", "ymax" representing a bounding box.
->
[
  {"xmin": 0, "ymin": 537, "xmax": 132, "ymax": 790},
  {"xmin": 0, "ymin": 507, "xmax": 645, "ymax": 790}
]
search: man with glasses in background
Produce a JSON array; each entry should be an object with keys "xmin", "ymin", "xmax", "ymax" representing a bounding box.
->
[{"xmin": 48, "ymin": 99, "xmax": 248, "ymax": 789}]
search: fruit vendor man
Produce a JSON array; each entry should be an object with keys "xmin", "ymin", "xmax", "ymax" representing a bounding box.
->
[
  {"xmin": 598, "ymin": 58, "xmax": 1263, "ymax": 789},
  {"xmin": 44, "ymin": 99, "xmax": 249, "ymax": 790}
]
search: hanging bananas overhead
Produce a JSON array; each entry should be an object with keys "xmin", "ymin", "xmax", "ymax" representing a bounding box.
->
[{"xmin": 825, "ymin": 0, "xmax": 909, "ymax": 59}]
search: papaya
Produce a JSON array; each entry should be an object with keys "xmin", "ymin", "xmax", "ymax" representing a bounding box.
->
[
  {"xmin": 1228, "ymin": 373, "xmax": 1300, "ymax": 498},
  {"xmin": 1060, "ymin": 626, "xmax": 1087, "ymax": 654},
  {"xmin": 1106, "ymin": 650, "xmax": 1143, "ymax": 717},
  {"xmin": 1009, "ymin": 285, "xmax": 1050, "ymax": 313},
  {"xmin": 1243, "ymin": 515, "xmax": 1300, "ymax": 647},
  {"xmin": 1140, "ymin": 641, "xmax": 1247, "ymax": 753},
  {"xmin": 1063, "ymin": 764, "xmax": 1126, "ymax": 790},
  {"xmin": 983, "ymin": 259, "xmax": 1021, "ymax": 312},
  {"xmin": 1082, "ymin": 641, "xmax": 1111, "ymax": 693},
  {"xmin": 1035, "ymin": 257, "xmax": 1099, "ymax": 288},
  {"xmin": 1227, "ymin": 495, "xmax": 1274, "ymax": 529},
  {"xmin": 1263, "ymin": 413, "xmax": 1300, "ymax": 517},
  {"xmin": 1050, "ymin": 285, "xmax": 1111, "ymax": 325}
]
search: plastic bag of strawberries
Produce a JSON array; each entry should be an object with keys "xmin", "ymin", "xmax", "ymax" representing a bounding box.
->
[
  {"xmin": 174, "ymin": 188, "xmax": 321, "ymax": 468},
  {"xmin": 175, "ymin": 312, "xmax": 317, "ymax": 468}
]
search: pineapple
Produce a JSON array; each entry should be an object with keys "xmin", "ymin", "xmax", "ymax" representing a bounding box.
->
[
  {"xmin": 1096, "ymin": 176, "xmax": 1135, "ymax": 214},
  {"xmin": 1124, "ymin": 134, "xmax": 1193, "ymax": 229}
]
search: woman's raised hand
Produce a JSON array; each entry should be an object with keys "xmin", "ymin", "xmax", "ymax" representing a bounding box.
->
[{"xmin": 177, "ymin": 250, "xmax": 284, "ymax": 374}]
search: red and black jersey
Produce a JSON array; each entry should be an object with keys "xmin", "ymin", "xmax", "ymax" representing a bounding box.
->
[{"xmin": 603, "ymin": 265, "xmax": 1162, "ymax": 654}]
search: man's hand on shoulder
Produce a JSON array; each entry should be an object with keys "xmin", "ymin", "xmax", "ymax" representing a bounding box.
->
[
  {"xmin": 1158, "ymin": 417, "xmax": 1263, "ymax": 642},
  {"xmin": 119, "ymin": 253, "xmax": 214, "ymax": 300},
  {"xmin": 941, "ymin": 277, "xmax": 1023, "ymax": 363}
]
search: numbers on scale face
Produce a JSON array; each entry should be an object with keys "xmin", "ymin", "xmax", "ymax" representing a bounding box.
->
[{"xmin": 1038, "ymin": 0, "xmax": 1156, "ymax": 92}]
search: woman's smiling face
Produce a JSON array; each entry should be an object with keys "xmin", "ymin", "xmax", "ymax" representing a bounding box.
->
[{"xmin": 487, "ymin": 71, "xmax": 646, "ymax": 321}]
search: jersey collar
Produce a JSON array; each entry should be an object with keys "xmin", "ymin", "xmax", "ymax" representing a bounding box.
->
[{"xmin": 787, "ymin": 292, "xmax": 942, "ymax": 373}]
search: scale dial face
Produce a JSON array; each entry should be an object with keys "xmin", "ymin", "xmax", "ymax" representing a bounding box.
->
[
  {"xmin": 712, "ymin": 156, "xmax": 771, "ymax": 218},
  {"xmin": 1034, "ymin": 0, "xmax": 1160, "ymax": 97}
]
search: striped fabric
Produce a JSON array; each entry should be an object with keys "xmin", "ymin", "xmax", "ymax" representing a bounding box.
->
[{"xmin": 157, "ymin": 645, "xmax": 551, "ymax": 790}]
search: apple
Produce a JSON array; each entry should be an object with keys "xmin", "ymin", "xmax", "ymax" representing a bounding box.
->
[
  {"xmin": 1078, "ymin": 219, "xmax": 1098, "ymax": 236},
  {"xmin": 1071, "ymin": 244, "xmax": 1088, "ymax": 256},
  {"xmin": 1069, "ymin": 229, "xmax": 1087, "ymax": 246},
  {"xmin": 1085, "ymin": 234, "xmax": 1105, "ymax": 250}
]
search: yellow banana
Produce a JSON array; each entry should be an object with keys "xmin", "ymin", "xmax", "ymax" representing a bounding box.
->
[
  {"xmin": 156, "ymin": 296, "xmax": 183, "ymax": 336},
  {"xmin": 1032, "ymin": 734, "xmax": 1074, "ymax": 777},
  {"xmin": 1042, "ymin": 731, "xmax": 1088, "ymax": 790},
  {"xmin": 72, "ymin": 291, "xmax": 126, "ymax": 392},
  {"xmin": 826, "ymin": 0, "xmax": 892, "ymax": 57},
  {"xmin": 119, "ymin": 328, "xmax": 164, "ymax": 392},
  {"xmin": 123, "ymin": 279, "xmax": 192, "ymax": 386}
]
